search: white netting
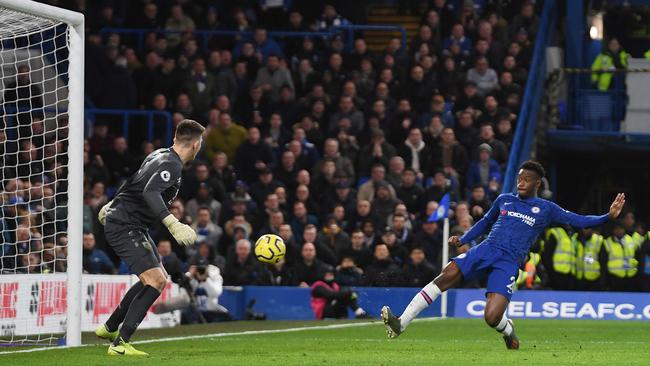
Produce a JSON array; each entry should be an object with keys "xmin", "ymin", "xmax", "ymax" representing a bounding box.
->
[{"xmin": 0, "ymin": 6, "xmax": 71, "ymax": 346}]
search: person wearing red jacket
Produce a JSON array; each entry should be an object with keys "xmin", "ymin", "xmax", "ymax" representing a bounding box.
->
[{"xmin": 310, "ymin": 265, "xmax": 371, "ymax": 320}]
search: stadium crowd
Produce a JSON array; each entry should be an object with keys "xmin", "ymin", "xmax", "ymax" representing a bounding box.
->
[{"xmin": 1, "ymin": 0, "xmax": 649, "ymax": 293}]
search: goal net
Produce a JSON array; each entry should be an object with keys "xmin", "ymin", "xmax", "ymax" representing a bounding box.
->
[{"xmin": 0, "ymin": 0, "xmax": 83, "ymax": 347}]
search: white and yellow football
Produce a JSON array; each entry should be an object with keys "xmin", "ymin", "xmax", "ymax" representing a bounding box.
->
[{"xmin": 254, "ymin": 234, "xmax": 286, "ymax": 264}]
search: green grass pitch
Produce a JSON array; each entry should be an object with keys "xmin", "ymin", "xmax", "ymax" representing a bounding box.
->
[{"xmin": 2, "ymin": 318, "xmax": 649, "ymax": 365}]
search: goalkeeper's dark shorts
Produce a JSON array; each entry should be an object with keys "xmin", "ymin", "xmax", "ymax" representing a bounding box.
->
[{"xmin": 104, "ymin": 219, "xmax": 161, "ymax": 276}]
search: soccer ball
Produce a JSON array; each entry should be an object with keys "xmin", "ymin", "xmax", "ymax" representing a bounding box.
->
[{"xmin": 254, "ymin": 234, "xmax": 286, "ymax": 264}]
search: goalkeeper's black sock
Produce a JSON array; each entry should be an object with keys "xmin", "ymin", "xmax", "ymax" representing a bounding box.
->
[
  {"xmin": 105, "ymin": 281, "xmax": 144, "ymax": 332},
  {"xmin": 113, "ymin": 285, "xmax": 161, "ymax": 345}
]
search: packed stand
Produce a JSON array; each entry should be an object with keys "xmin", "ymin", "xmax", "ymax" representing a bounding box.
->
[{"xmin": 2, "ymin": 0, "xmax": 647, "ymax": 292}]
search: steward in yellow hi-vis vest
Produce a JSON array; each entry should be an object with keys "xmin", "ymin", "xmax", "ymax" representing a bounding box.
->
[
  {"xmin": 621, "ymin": 212, "xmax": 643, "ymax": 246},
  {"xmin": 591, "ymin": 37, "xmax": 629, "ymax": 91},
  {"xmin": 638, "ymin": 228, "xmax": 650, "ymax": 292},
  {"xmin": 621, "ymin": 213, "xmax": 649, "ymax": 290},
  {"xmin": 573, "ymin": 227, "xmax": 606, "ymax": 291},
  {"xmin": 540, "ymin": 226, "xmax": 576, "ymax": 290},
  {"xmin": 603, "ymin": 221, "xmax": 641, "ymax": 292},
  {"xmin": 515, "ymin": 252, "xmax": 546, "ymax": 290}
]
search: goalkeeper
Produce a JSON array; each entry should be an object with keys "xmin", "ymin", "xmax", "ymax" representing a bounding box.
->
[{"xmin": 94, "ymin": 119, "xmax": 204, "ymax": 356}]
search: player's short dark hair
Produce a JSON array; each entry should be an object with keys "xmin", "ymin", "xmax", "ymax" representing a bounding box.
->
[
  {"xmin": 175, "ymin": 119, "xmax": 205, "ymax": 144},
  {"xmin": 519, "ymin": 160, "xmax": 545, "ymax": 179}
]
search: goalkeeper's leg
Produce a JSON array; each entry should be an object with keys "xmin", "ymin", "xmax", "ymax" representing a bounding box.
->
[
  {"xmin": 116, "ymin": 267, "xmax": 166, "ymax": 342},
  {"xmin": 103, "ymin": 225, "xmax": 167, "ymax": 355},
  {"xmin": 96, "ymin": 281, "xmax": 144, "ymax": 341},
  {"xmin": 108, "ymin": 267, "xmax": 166, "ymax": 356}
]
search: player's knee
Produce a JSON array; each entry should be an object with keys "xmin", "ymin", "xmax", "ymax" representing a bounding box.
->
[
  {"xmin": 434, "ymin": 263, "xmax": 462, "ymax": 291},
  {"xmin": 143, "ymin": 273, "xmax": 167, "ymax": 291},
  {"xmin": 484, "ymin": 309, "xmax": 501, "ymax": 328},
  {"xmin": 152, "ymin": 275, "xmax": 168, "ymax": 291}
]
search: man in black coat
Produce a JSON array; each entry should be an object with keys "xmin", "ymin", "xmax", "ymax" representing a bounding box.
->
[
  {"xmin": 404, "ymin": 65, "xmax": 434, "ymax": 114},
  {"xmin": 223, "ymin": 239, "xmax": 270, "ymax": 286},
  {"xmin": 340, "ymin": 229, "xmax": 373, "ymax": 270},
  {"xmin": 273, "ymin": 150, "xmax": 299, "ymax": 190},
  {"xmin": 429, "ymin": 128, "xmax": 468, "ymax": 183},
  {"xmin": 293, "ymin": 242, "xmax": 325, "ymax": 287},
  {"xmin": 381, "ymin": 226, "xmax": 409, "ymax": 266},
  {"xmin": 248, "ymin": 168, "xmax": 283, "ymax": 208},
  {"xmin": 363, "ymin": 243, "xmax": 402, "ymax": 287},
  {"xmin": 402, "ymin": 247, "xmax": 438, "ymax": 287},
  {"xmin": 233, "ymin": 127, "xmax": 275, "ymax": 184},
  {"xmin": 412, "ymin": 220, "xmax": 443, "ymax": 266},
  {"xmin": 396, "ymin": 168, "xmax": 425, "ymax": 215},
  {"xmin": 102, "ymin": 137, "xmax": 139, "ymax": 187}
]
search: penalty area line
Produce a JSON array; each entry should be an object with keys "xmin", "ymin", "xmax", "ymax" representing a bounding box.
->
[{"xmin": 0, "ymin": 317, "xmax": 445, "ymax": 355}]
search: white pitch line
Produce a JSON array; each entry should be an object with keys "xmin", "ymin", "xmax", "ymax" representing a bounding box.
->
[{"xmin": 0, "ymin": 317, "xmax": 444, "ymax": 355}]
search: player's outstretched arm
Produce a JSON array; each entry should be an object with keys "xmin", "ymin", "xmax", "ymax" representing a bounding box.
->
[
  {"xmin": 607, "ymin": 193, "xmax": 626, "ymax": 219},
  {"xmin": 551, "ymin": 193, "xmax": 625, "ymax": 228},
  {"xmin": 457, "ymin": 195, "xmax": 503, "ymax": 245}
]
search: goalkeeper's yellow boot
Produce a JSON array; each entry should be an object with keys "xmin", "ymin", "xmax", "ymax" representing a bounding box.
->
[
  {"xmin": 107, "ymin": 338, "xmax": 149, "ymax": 356},
  {"xmin": 95, "ymin": 324, "xmax": 119, "ymax": 342}
]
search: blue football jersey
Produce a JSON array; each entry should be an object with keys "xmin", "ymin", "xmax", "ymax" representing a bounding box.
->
[{"xmin": 459, "ymin": 193, "xmax": 609, "ymax": 263}]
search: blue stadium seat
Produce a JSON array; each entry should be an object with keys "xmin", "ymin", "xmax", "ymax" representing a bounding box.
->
[
  {"xmin": 424, "ymin": 177, "xmax": 434, "ymax": 188},
  {"xmin": 357, "ymin": 177, "xmax": 370, "ymax": 188},
  {"xmin": 106, "ymin": 186, "xmax": 117, "ymax": 199},
  {"xmin": 578, "ymin": 92, "xmax": 617, "ymax": 131}
]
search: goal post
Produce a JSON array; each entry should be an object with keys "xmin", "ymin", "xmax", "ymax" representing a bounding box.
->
[{"xmin": 0, "ymin": 0, "xmax": 83, "ymax": 347}]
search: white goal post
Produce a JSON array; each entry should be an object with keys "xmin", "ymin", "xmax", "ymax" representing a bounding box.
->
[{"xmin": 0, "ymin": 0, "xmax": 83, "ymax": 346}]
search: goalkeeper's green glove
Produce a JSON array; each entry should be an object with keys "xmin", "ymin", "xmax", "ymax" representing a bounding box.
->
[
  {"xmin": 98, "ymin": 200, "xmax": 113, "ymax": 226},
  {"xmin": 162, "ymin": 214, "xmax": 197, "ymax": 246}
]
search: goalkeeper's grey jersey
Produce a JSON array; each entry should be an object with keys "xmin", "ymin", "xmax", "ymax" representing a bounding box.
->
[{"xmin": 107, "ymin": 148, "xmax": 183, "ymax": 229}]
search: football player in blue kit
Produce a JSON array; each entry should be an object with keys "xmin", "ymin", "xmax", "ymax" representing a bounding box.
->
[{"xmin": 381, "ymin": 160, "xmax": 626, "ymax": 349}]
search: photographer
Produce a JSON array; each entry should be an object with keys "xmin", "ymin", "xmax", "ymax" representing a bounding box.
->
[
  {"xmin": 183, "ymin": 259, "xmax": 232, "ymax": 323},
  {"xmin": 153, "ymin": 256, "xmax": 232, "ymax": 323},
  {"xmin": 310, "ymin": 265, "xmax": 371, "ymax": 320}
]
